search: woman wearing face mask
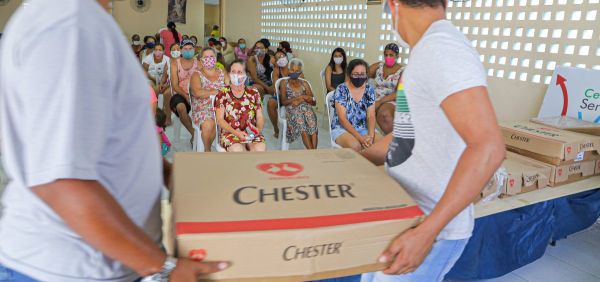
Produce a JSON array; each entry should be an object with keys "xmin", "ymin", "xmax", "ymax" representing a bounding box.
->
[
  {"xmin": 247, "ymin": 41, "xmax": 275, "ymax": 97},
  {"xmin": 139, "ymin": 35, "xmax": 156, "ymax": 62},
  {"xmin": 277, "ymin": 41, "xmax": 294, "ymax": 61},
  {"xmin": 279, "ymin": 58, "xmax": 318, "ymax": 150},
  {"xmin": 155, "ymin": 43, "xmax": 181, "ymax": 126},
  {"xmin": 268, "ymin": 50, "xmax": 305, "ymax": 138},
  {"xmin": 189, "ymin": 47, "xmax": 228, "ymax": 152},
  {"xmin": 215, "ymin": 60, "xmax": 266, "ymax": 152},
  {"xmin": 331, "ymin": 59, "xmax": 381, "ymax": 151},
  {"xmin": 369, "ymin": 43, "xmax": 404, "ymax": 134},
  {"xmin": 169, "ymin": 39, "xmax": 198, "ymax": 145},
  {"xmin": 131, "ymin": 34, "xmax": 143, "ymax": 57},
  {"xmin": 142, "ymin": 43, "xmax": 170, "ymax": 97},
  {"xmin": 219, "ymin": 37, "xmax": 235, "ymax": 66},
  {"xmin": 325, "ymin": 48, "xmax": 348, "ymax": 93},
  {"xmin": 159, "ymin": 21, "xmax": 182, "ymax": 57},
  {"xmin": 235, "ymin": 38, "xmax": 250, "ymax": 62}
]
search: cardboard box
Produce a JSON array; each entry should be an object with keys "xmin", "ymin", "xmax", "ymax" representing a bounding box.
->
[
  {"xmin": 502, "ymin": 152, "xmax": 553, "ymax": 196},
  {"xmin": 531, "ymin": 116, "xmax": 600, "ymax": 136},
  {"xmin": 500, "ymin": 121, "xmax": 600, "ymax": 165},
  {"xmin": 171, "ymin": 149, "xmax": 424, "ymax": 281},
  {"xmin": 504, "ymin": 151, "xmax": 595, "ymax": 187}
]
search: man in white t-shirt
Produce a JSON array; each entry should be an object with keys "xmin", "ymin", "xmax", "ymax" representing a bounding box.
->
[
  {"xmin": 0, "ymin": 0, "xmax": 228, "ymax": 281},
  {"xmin": 361, "ymin": 1, "xmax": 506, "ymax": 281}
]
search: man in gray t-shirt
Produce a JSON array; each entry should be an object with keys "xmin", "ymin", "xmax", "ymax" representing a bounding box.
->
[{"xmin": 361, "ymin": 1, "xmax": 506, "ymax": 281}]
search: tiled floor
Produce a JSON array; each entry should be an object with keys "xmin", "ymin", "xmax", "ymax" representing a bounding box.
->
[{"xmin": 0, "ymin": 105, "xmax": 598, "ymax": 282}]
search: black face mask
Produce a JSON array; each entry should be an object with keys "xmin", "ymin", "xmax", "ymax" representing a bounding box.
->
[{"xmin": 350, "ymin": 76, "xmax": 368, "ymax": 88}]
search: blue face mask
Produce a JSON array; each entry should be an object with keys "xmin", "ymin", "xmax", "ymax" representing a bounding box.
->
[
  {"xmin": 289, "ymin": 72, "xmax": 301, "ymax": 80},
  {"xmin": 146, "ymin": 42, "xmax": 155, "ymax": 49},
  {"xmin": 182, "ymin": 50, "xmax": 195, "ymax": 60},
  {"xmin": 239, "ymin": 43, "xmax": 246, "ymax": 49}
]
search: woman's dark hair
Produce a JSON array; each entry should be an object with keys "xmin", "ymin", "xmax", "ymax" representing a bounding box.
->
[
  {"xmin": 208, "ymin": 38, "xmax": 219, "ymax": 46},
  {"xmin": 279, "ymin": 41, "xmax": 292, "ymax": 53},
  {"xmin": 275, "ymin": 50, "xmax": 286, "ymax": 57},
  {"xmin": 167, "ymin": 21, "xmax": 180, "ymax": 45},
  {"xmin": 400, "ymin": 0, "xmax": 446, "ymax": 8},
  {"xmin": 346, "ymin": 59, "xmax": 369, "ymax": 78},
  {"xmin": 259, "ymin": 38, "xmax": 271, "ymax": 49},
  {"xmin": 328, "ymin": 48, "xmax": 347, "ymax": 77},
  {"xmin": 201, "ymin": 47, "xmax": 217, "ymax": 57},
  {"xmin": 156, "ymin": 108, "xmax": 167, "ymax": 129},
  {"xmin": 170, "ymin": 43, "xmax": 180, "ymax": 51},
  {"xmin": 143, "ymin": 35, "xmax": 155, "ymax": 43},
  {"xmin": 219, "ymin": 37, "xmax": 228, "ymax": 43},
  {"xmin": 253, "ymin": 41, "xmax": 273, "ymax": 80},
  {"xmin": 190, "ymin": 35, "xmax": 198, "ymax": 42},
  {"xmin": 154, "ymin": 43, "xmax": 165, "ymax": 50},
  {"xmin": 217, "ymin": 52, "xmax": 225, "ymax": 65}
]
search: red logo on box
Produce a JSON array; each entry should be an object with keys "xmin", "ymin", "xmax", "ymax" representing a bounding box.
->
[
  {"xmin": 566, "ymin": 146, "xmax": 572, "ymax": 154},
  {"xmin": 558, "ymin": 168, "xmax": 563, "ymax": 176},
  {"xmin": 189, "ymin": 249, "xmax": 207, "ymax": 262},
  {"xmin": 257, "ymin": 162, "xmax": 304, "ymax": 177},
  {"xmin": 509, "ymin": 179, "xmax": 515, "ymax": 187}
]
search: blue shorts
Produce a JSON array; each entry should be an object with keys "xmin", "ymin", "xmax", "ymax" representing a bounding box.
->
[
  {"xmin": 0, "ymin": 265, "xmax": 39, "ymax": 282},
  {"xmin": 360, "ymin": 239, "xmax": 469, "ymax": 282},
  {"xmin": 331, "ymin": 127, "xmax": 368, "ymax": 143}
]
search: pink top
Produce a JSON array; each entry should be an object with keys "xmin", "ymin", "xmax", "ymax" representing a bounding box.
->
[
  {"xmin": 159, "ymin": 29, "xmax": 182, "ymax": 57},
  {"xmin": 149, "ymin": 86, "xmax": 158, "ymax": 104},
  {"xmin": 176, "ymin": 58, "xmax": 199, "ymax": 95},
  {"xmin": 156, "ymin": 127, "xmax": 172, "ymax": 148},
  {"xmin": 234, "ymin": 47, "xmax": 249, "ymax": 61}
]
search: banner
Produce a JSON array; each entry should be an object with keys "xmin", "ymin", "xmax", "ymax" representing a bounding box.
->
[
  {"xmin": 168, "ymin": 0, "xmax": 187, "ymax": 24},
  {"xmin": 538, "ymin": 67, "xmax": 600, "ymax": 123}
]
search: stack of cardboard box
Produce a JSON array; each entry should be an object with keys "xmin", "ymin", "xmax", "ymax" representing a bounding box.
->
[{"xmin": 499, "ymin": 120, "xmax": 600, "ymax": 189}]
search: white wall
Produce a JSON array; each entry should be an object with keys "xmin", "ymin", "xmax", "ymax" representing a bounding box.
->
[{"xmin": 113, "ymin": 0, "xmax": 205, "ymax": 40}]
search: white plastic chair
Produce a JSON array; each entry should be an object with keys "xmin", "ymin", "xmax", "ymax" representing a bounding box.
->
[
  {"xmin": 319, "ymin": 68, "xmax": 329, "ymax": 125},
  {"xmin": 325, "ymin": 91, "xmax": 342, "ymax": 149},
  {"xmin": 275, "ymin": 77, "xmax": 315, "ymax": 151}
]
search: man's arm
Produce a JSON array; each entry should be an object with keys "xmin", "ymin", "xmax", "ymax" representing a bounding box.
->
[
  {"xmin": 379, "ymin": 86, "xmax": 506, "ymax": 274},
  {"xmin": 32, "ymin": 180, "xmax": 228, "ymax": 279}
]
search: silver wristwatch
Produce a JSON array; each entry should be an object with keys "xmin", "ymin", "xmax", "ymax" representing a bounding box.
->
[{"xmin": 141, "ymin": 257, "xmax": 178, "ymax": 282}]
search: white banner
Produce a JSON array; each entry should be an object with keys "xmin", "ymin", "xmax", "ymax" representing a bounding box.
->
[{"xmin": 538, "ymin": 67, "xmax": 600, "ymax": 123}]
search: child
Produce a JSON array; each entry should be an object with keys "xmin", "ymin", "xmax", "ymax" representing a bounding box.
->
[{"xmin": 155, "ymin": 108, "xmax": 172, "ymax": 156}]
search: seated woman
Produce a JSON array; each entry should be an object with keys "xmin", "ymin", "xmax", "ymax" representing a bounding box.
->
[
  {"xmin": 215, "ymin": 59, "xmax": 266, "ymax": 152},
  {"xmin": 189, "ymin": 47, "xmax": 228, "ymax": 152},
  {"xmin": 268, "ymin": 50, "xmax": 305, "ymax": 138},
  {"xmin": 246, "ymin": 40, "xmax": 275, "ymax": 96},
  {"xmin": 219, "ymin": 37, "xmax": 235, "ymax": 66},
  {"xmin": 325, "ymin": 48, "xmax": 347, "ymax": 93},
  {"xmin": 234, "ymin": 38, "xmax": 250, "ymax": 62},
  {"xmin": 368, "ymin": 43, "xmax": 404, "ymax": 134},
  {"xmin": 279, "ymin": 58, "xmax": 318, "ymax": 150},
  {"xmin": 143, "ymin": 43, "xmax": 172, "ymax": 124},
  {"xmin": 331, "ymin": 59, "xmax": 382, "ymax": 151},
  {"xmin": 277, "ymin": 41, "xmax": 294, "ymax": 61}
]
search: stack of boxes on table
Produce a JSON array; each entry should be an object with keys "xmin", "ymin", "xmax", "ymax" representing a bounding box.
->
[{"xmin": 480, "ymin": 116, "xmax": 600, "ymax": 202}]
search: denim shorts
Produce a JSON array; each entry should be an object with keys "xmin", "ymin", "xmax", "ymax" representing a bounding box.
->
[
  {"xmin": 331, "ymin": 127, "xmax": 368, "ymax": 143},
  {"xmin": 359, "ymin": 238, "xmax": 469, "ymax": 282},
  {"xmin": 0, "ymin": 265, "xmax": 38, "ymax": 282}
]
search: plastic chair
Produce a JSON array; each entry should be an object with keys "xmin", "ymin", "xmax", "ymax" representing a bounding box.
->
[
  {"xmin": 275, "ymin": 77, "xmax": 315, "ymax": 151},
  {"xmin": 319, "ymin": 68, "xmax": 329, "ymax": 126},
  {"xmin": 325, "ymin": 91, "xmax": 342, "ymax": 149}
]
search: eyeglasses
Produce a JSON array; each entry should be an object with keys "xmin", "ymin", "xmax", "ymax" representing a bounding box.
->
[{"xmin": 351, "ymin": 73, "xmax": 367, "ymax": 78}]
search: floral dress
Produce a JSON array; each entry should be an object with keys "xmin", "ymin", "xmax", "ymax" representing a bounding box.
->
[
  {"xmin": 191, "ymin": 69, "xmax": 225, "ymax": 126},
  {"xmin": 284, "ymin": 80, "xmax": 318, "ymax": 142},
  {"xmin": 331, "ymin": 82, "xmax": 376, "ymax": 132},
  {"xmin": 215, "ymin": 86, "xmax": 266, "ymax": 149},
  {"xmin": 374, "ymin": 62, "xmax": 403, "ymax": 101}
]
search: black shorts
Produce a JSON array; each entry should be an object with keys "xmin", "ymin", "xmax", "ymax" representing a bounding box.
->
[{"xmin": 170, "ymin": 94, "xmax": 191, "ymax": 117}]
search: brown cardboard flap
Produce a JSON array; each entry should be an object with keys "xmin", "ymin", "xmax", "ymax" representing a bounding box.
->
[{"xmin": 502, "ymin": 152, "xmax": 553, "ymax": 195}]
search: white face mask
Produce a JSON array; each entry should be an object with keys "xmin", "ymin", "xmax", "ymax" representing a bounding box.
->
[
  {"xmin": 390, "ymin": 3, "xmax": 410, "ymax": 48},
  {"xmin": 171, "ymin": 50, "xmax": 181, "ymax": 58},
  {"xmin": 230, "ymin": 73, "xmax": 247, "ymax": 86},
  {"xmin": 133, "ymin": 40, "xmax": 141, "ymax": 46},
  {"xmin": 333, "ymin": 57, "xmax": 344, "ymax": 65},
  {"xmin": 277, "ymin": 57, "xmax": 288, "ymax": 68}
]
